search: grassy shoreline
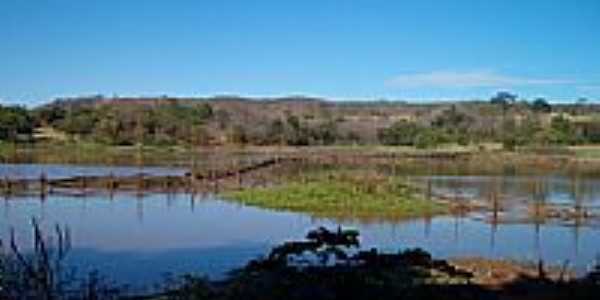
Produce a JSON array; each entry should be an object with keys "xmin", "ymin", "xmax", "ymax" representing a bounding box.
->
[
  {"xmin": 223, "ymin": 171, "xmax": 446, "ymax": 220},
  {"xmin": 6, "ymin": 141, "xmax": 600, "ymax": 158}
]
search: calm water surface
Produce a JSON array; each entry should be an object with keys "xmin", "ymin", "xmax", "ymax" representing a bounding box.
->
[
  {"xmin": 2, "ymin": 164, "xmax": 600, "ymax": 292},
  {"xmin": 0, "ymin": 163, "xmax": 186, "ymax": 180}
]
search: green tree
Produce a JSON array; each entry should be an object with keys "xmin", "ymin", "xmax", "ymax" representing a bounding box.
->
[
  {"xmin": 267, "ymin": 119, "xmax": 286, "ymax": 145},
  {"xmin": 58, "ymin": 108, "xmax": 97, "ymax": 137},
  {"xmin": 490, "ymin": 91, "xmax": 517, "ymax": 106},
  {"xmin": 414, "ymin": 128, "xmax": 445, "ymax": 149},
  {"xmin": 431, "ymin": 106, "xmax": 474, "ymax": 144},
  {"xmin": 311, "ymin": 121, "xmax": 338, "ymax": 145},
  {"xmin": 549, "ymin": 115, "xmax": 582, "ymax": 145},
  {"xmin": 531, "ymin": 98, "xmax": 552, "ymax": 113},
  {"xmin": 227, "ymin": 125, "xmax": 248, "ymax": 145},
  {"xmin": 0, "ymin": 105, "xmax": 33, "ymax": 141},
  {"xmin": 196, "ymin": 103, "xmax": 214, "ymax": 120},
  {"xmin": 378, "ymin": 121, "xmax": 420, "ymax": 146}
]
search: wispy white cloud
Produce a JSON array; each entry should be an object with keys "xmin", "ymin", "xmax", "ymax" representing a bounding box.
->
[{"xmin": 386, "ymin": 71, "xmax": 572, "ymax": 89}]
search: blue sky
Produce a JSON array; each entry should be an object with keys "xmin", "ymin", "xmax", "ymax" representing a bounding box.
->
[{"xmin": 1, "ymin": 0, "xmax": 599, "ymax": 105}]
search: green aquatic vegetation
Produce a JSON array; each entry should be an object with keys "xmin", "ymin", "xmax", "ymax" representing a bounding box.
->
[
  {"xmin": 0, "ymin": 141, "xmax": 12, "ymax": 158},
  {"xmin": 572, "ymin": 146, "xmax": 600, "ymax": 159},
  {"xmin": 223, "ymin": 172, "xmax": 446, "ymax": 220}
]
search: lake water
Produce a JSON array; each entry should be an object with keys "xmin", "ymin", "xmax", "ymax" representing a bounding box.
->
[
  {"xmin": 2, "ymin": 164, "xmax": 600, "ymax": 293},
  {"xmin": 0, "ymin": 163, "xmax": 186, "ymax": 180}
]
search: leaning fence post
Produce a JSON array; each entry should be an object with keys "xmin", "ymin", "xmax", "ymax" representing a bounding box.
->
[
  {"xmin": 137, "ymin": 174, "xmax": 145, "ymax": 197},
  {"xmin": 108, "ymin": 172, "xmax": 116, "ymax": 191},
  {"xmin": 426, "ymin": 178, "xmax": 432, "ymax": 201},
  {"xmin": 237, "ymin": 167, "xmax": 242, "ymax": 189},
  {"xmin": 39, "ymin": 172, "xmax": 48, "ymax": 200}
]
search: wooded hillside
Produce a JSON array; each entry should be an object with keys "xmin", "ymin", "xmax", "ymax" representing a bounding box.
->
[{"xmin": 2, "ymin": 93, "xmax": 600, "ymax": 148}]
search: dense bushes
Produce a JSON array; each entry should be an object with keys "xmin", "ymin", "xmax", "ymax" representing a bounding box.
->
[
  {"xmin": 379, "ymin": 113, "xmax": 589, "ymax": 150},
  {"xmin": 247, "ymin": 116, "xmax": 341, "ymax": 146},
  {"xmin": 0, "ymin": 105, "xmax": 33, "ymax": 141},
  {"xmin": 378, "ymin": 121, "xmax": 447, "ymax": 148},
  {"xmin": 3, "ymin": 96, "xmax": 600, "ymax": 148},
  {"xmin": 35, "ymin": 101, "xmax": 215, "ymax": 146},
  {"xmin": 504, "ymin": 115, "xmax": 584, "ymax": 149},
  {"xmin": 26, "ymin": 100, "xmax": 349, "ymax": 147},
  {"xmin": 378, "ymin": 121, "xmax": 420, "ymax": 146}
]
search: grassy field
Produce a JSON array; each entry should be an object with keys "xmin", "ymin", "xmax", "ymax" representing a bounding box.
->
[
  {"xmin": 0, "ymin": 141, "xmax": 14, "ymax": 157},
  {"xmin": 570, "ymin": 145, "xmax": 600, "ymax": 159},
  {"xmin": 0, "ymin": 141, "xmax": 198, "ymax": 165},
  {"xmin": 223, "ymin": 171, "xmax": 446, "ymax": 220}
]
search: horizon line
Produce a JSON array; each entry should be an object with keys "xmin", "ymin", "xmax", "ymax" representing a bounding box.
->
[{"xmin": 1, "ymin": 92, "xmax": 598, "ymax": 108}]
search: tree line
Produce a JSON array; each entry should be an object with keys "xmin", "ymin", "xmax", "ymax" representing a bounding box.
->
[{"xmin": 1, "ymin": 93, "xmax": 599, "ymax": 149}]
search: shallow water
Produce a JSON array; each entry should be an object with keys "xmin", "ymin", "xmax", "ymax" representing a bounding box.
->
[
  {"xmin": 0, "ymin": 163, "xmax": 186, "ymax": 180},
  {"xmin": 419, "ymin": 175, "xmax": 600, "ymax": 207},
  {"xmin": 2, "ymin": 165, "xmax": 600, "ymax": 293}
]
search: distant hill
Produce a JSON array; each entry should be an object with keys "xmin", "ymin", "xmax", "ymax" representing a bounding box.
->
[{"xmin": 1, "ymin": 95, "xmax": 598, "ymax": 147}]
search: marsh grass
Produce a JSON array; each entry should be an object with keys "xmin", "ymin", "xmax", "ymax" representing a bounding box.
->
[
  {"xmin": 223, "ymin": 170, "xmax": 446, "ymax": 220},
  {"xmin": 0, "ymin": 141, "xmax": 17, "ymax": 160},
  {"xmin": 0, "ymin": 218, "xmax": 125, "ymax": 300},
  {"xmin": 0, "ymin": 142, "xmax": 193, "ymax": 166},
  {"xmin": 571, "ymin": 146, "xmax": 600, "ymax": 159}
]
